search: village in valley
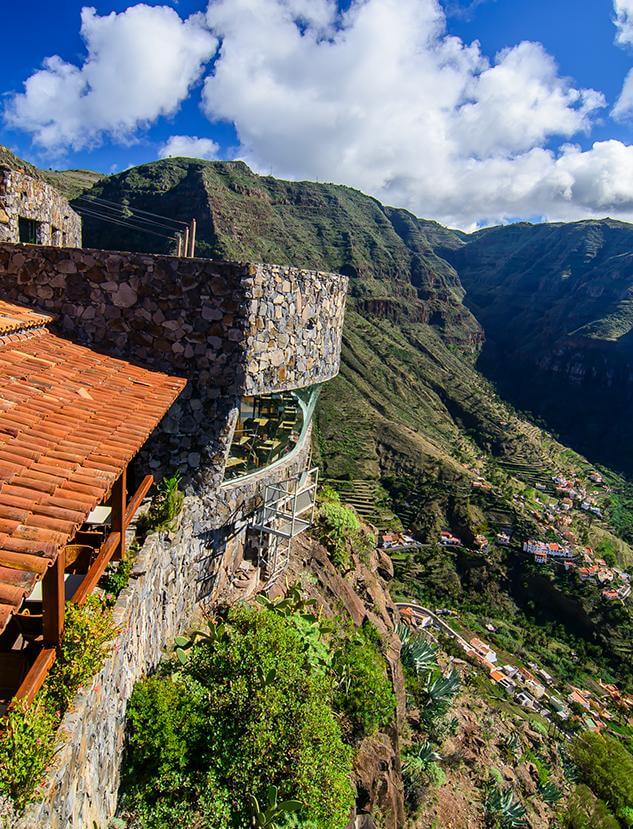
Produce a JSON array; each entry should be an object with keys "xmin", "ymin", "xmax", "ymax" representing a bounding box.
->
[{"xmin": 379, "ymin": 460, "xmax": 633, "ymax": 739}]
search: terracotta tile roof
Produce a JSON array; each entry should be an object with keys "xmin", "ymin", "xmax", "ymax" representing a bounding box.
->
[
  {"xmin": 0, "ymin": 329, "xmax": 186, "ymax": 632},
  {"xmin": 0, "ymin": 300, "xmax": 53, "ymax": 335}
]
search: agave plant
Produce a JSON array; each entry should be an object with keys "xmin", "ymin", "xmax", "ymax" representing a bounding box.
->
[
  {"xmin": 501, "ymin": 732, "xmax": 522, "ymax": 761},
  {"xmin": 423, "ymin": 668, "xmax": 461, "ymax": 707},
  {"xmin": 256, "ymin": 584, "xmax": 317, "ymax": 617},
  {"xmin": 486, "ymin": 786, "xmax": 527, "ymax": 829},
  {"xmin": 396, "ymin": 623, "xmax": 438, "ymax": 676},
  {"xmin": 538, "ymin": 780, "xmax": 562, "ymax": 805},
  {"xmin": 406, "ymin": 741, "xmax": 441, "ymax": 767},
  {"xmin": 558, "ymin": 745, "xmax": 580, "ymax": 783},
  {"xmin": 247, "ymin": 784, "xmax": 302, "ymax": 829}
]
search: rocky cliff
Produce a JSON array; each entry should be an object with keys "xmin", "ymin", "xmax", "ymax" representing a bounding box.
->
[{"xmin": 443, "ymin": 219, "xmax": 633, "ymax": 474}]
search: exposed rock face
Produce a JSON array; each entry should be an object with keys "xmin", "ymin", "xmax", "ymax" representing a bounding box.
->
[
  {"xmin": 278, "ymin": 534, "xmax": 406, "ymax": 829},
  {"xmin": 0, "ymin": 169, "xmax": 81, "ymax": 247}
]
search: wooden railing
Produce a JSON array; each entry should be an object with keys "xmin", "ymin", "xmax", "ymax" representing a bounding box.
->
[{"xmin": 12, "ymin": 474, "xmax": 154, "ymax": 704}]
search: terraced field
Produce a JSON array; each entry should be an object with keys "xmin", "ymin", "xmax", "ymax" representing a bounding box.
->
[{"xmin": 324, "ymin": 478, "xmax": 401, "ymax": 529}]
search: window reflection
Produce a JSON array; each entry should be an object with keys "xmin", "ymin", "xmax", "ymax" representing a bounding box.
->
[{"xmin": 224, "ymin": 385, "xmax": 320, "ymax": 481}]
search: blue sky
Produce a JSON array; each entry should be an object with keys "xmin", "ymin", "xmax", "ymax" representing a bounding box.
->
[{"xmin": 2, "ymin": 0, "xmax": 633, "ymax": 228}]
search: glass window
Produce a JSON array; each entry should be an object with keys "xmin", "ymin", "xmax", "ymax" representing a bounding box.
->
[
  {"xmin": 224, "ymin": 385, "xmax": 320, "ymax": 481},
  {"xmin": 18, "ymin": 217, "xmax": 41, "ymax": 245}
]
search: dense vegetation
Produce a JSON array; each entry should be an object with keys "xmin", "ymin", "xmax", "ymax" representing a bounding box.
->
[
  {"xmin": 0, "ymin": 597, "xmax": 116, "ymax": 811},
  {"xmin": 119, "ymin": 597, "xmax": 395, "ymax": 828}
]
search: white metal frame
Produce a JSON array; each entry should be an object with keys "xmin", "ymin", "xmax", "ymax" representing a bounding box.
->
[{"xmin": 251, "ymin": 466, "xmax": 319, "ymax": 585}]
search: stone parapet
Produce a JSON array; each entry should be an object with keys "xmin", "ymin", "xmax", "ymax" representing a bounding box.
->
[{"xmin": 0, "ymin": 243, "xmax": 347, "ymax": 481}]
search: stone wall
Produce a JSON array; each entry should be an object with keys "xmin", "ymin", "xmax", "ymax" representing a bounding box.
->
[
  {"xmin": 0, "ymin": 243, "xmax": 347, "ymax": 484},
  {"xmin": 14, "ymin": 422, "xmax": 314, "ymax": 829},
  {"xmin": 14, "ymin": 494, "xmax": 229, "ymax": 829},
  {"xmin": 0, "ymin": 169, "xmax": 81, "ymax": 247}
]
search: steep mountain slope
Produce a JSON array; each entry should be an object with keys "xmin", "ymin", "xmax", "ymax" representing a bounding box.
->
[
  {"xmin": 443, "ymin": 220, "xmax": 633, "ymax": 474},
  {"xmin": 40, "ymin": 168, "xmax": 103, "ymax": 200},
  {"xmin": 75, "ymin": 158, "xmax": 555, "ymax": 535}
]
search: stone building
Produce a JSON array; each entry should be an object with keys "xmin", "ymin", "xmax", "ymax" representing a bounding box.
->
[
  {"xmin": 0, "ymin": 165, "xmax": 81, "ymax": 247},
  {"xmin": 0, "ymin": 202, "xmax": 347, "ymax": 825}
]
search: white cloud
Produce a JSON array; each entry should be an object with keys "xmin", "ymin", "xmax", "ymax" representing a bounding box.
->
[
  {"xmin": 613, "ymin": 1, "xmax": 633, "ymax": 118},
  {"xmin": 612, "ymin": 68, "xmax": 633, "ymax": 119},
  {"xmin": 159, "ymin": 134, "xmax": 220, "ymax": 159},
  {"xmin": 614, "ymin": 0, "xmax": 633, "ymax": 45},
  {"xmin": 198, "ymin": 0, "xmax": 633, "ymax": 227},
  {"xmin": 4, "ymin": 5, "xmax": 216, "ymax": 152},
  {"xmin": 7, "ymin": 0, "xmax": 633, "ymax": 228}
]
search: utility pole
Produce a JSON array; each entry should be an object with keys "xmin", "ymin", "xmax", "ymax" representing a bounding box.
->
[{"xmin": 189, "ymin": 219, "xmax": 197, "ymax": 258}]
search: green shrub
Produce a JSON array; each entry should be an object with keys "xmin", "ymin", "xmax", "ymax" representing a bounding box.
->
[
  {"xmin": 99, "ymin": 557, "xmax": 133, "ymax": 605},
  {"xmin": 333, "ymin": 624, "xmax": 396, "ymax": 740},
  {"xmin": 562, "ymin": 784, "xmax": 620, "ymax": 829},
  {"xmin": 138, "ymin": 474, "xmax": 184, "ymax": 535},
  {"xmin": 0, "ymin": 700, "xmax": 56, "ymax": 811},
  {"xmin": 44, "ymin": 596, "xmax": 116, "ymax": 714},
  {"xmin": 315, "ymin": 501, "xmax": 360, "ymax": 570},
  {"xmin": 122, "ymin": 604, "xmax": 355, "ymax": 829},
  {"xmin": 569, "ymin": 732, "xmax": 633, "ymax": 820},
  {"xmin": 0, "ymin": 600, "xmax": 116, "ymax": 815}
]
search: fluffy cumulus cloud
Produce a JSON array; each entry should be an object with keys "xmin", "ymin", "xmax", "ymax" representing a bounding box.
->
[
  {"xmin": 7, "ymin": 0, "xmax": 633, "ymax": 227},
  {"xmin": 159, "ymin": 134, "xmax": 220, "ymax": 159},
  {"xmin": 196, "ymin": 0, "xmax": 633, "ymax": 227},
  {"xmin": 4, "ymin": 4, "xmax": 216, "ymax": 151},
  {"xmin": 614, "ymin": 0, "xmax": 633, "ymax": 45},
  {"xmin": 613, "ymin": 1, "xmax": 633, "ymax": 119}
]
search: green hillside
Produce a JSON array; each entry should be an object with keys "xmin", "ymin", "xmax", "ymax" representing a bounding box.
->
[
  {"xmin": 444, "ymin": 220, "xmax": 633, "ymax": 475},
  {"xmin": 75, "ymin": 158, "xmax": 558, "ymax": 531},
  {"xmin": 40, "ymin": 168, "xmax": 103, "ymax": 200}
]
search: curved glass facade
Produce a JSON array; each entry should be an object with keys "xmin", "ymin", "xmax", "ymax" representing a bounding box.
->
[{"xmin": 223, "ymin": 385, "xmax": 320, "ymax": 482}]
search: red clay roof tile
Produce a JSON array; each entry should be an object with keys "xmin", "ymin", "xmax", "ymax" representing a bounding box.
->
[
  {"xmin": 0, "ymin": 318, "xmax": 186, "ymax": 633},
  {"xmin": 0, "ymin": 300, "xmax": 53, "ymax": 336}
]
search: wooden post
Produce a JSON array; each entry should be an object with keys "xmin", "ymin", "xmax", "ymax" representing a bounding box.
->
[
  {"xmin": 189, "ymin": 219, "xmax": 197, "ymax": 258},
  {"xmin": 176, "ymin": 233, "xmax": 183, "ymax": 257},
  {"xmin": 183, "ymin": 225, "xmax": 190, "ymax": 259},
  {"xmin": 111, "ymin": 469, "xmax": 127, "ymax": 561},
  {"xmin": 42, "ymin": 550, "xmax": 65, "ymax": 645}
]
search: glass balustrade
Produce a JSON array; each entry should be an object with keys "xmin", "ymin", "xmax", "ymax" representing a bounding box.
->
[{"xmin": 223, "ymin": 384, "xmax": 320, "ymax": 481}]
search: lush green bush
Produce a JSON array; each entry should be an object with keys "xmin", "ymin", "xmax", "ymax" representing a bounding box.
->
[
  {"xmin": 313, "ymin": 488, "xmax": 376, "ymax": 570},
  {"xmin": 569, "ymin": 732, "xmax": 633, "ymax": 822},
  {"xmin": 0, "ymin": 700, "xmax": 56, "ymax": 810},
  {"xmin": 332, "ymin": 623, "xmax": 396, "ymax": 740},
  {"xmin": 0, "ymin": 599, "xmax": 115, "ymax": 811},
  {"xmin": 45, "ymin": 596, "xmax": 116, "ymax": 713},
  {"xmin": 138, "ymin": 474, "xmax": 184, "ymax": 535},
  {"xmin": 563, "ymin": 784, "xmax": 620, "ymax": 829},
  {"xmin": 0, "ymin": 596, "xmax": 116, "ymax": 813},
  {"xmin": 315, "ymin": 500, "xmax": 360, "ymax": 570},
  {"xmin": 121, "ymin": 604, "xmax": 356, "ymax": 829}
]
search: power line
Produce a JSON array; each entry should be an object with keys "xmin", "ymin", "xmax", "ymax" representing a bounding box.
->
[
  {"xmin": 74, "ymin": 205, "xmax": 177, "ymax": 241},
  {"xmin": 75, "ymin": 196, "xmax": 184, "ymax": 233},
  {"xmin": 75, "ymin": 193, "xmax": 188, "ymax": 228}
]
